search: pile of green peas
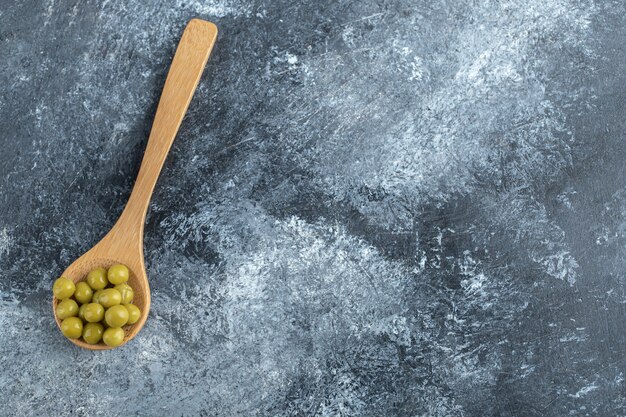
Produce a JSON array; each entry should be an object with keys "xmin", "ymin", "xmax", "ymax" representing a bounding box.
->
[{"xmin": 53, "ymin": 264, "xmax": 141, "ymax": 347}]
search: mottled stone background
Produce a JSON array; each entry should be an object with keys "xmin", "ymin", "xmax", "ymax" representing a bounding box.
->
[{"xmin": 1, "ymin": 0, "xmax": 626, "ymax": 416}]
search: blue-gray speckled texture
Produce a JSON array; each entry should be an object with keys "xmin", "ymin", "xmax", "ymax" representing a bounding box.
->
[{"xmin": 1, "ymin": 0, "xmax": 625, "ymax": 416}]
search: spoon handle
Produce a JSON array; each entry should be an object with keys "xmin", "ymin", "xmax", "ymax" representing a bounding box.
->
[{"xmin": 118, "ymin": 19, "xmax": 217, "ymax": 234}]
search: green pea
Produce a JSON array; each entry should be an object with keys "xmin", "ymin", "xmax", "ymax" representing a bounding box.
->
[
  {"xmin": 92, "ymin": 289, "xmax": 104, "ymax": 304},
  {"xmin": 114, "ymin": 284, "xmax": 134, "ymax": 305},
  {"xmin": 107, "ymin": 264, "xmax": 129, "ymax": 285},
  {"xmin": 99, "ymin": 288, "xmax": 122, "ymax": 308},
  {"xmin": 56, "ymin": 299, "xmax": 79, "ymax": 319},
  {"xmin": 125, "ymin": 304, "xmax": 141, "ymax": 325},
  {"xmin": 60, "ymin": 317, "xmax": 83, "ymax": 339},
  {"xmin": 82, "ymin": 322, "xmax": 104, "ymax": 344},
  {"xmin": 102, "ymin": 327, "xmax": 125, "ymax": 347},
  {"xmin": 104, "ymin": 305, "xmax": 129, "ymax": 327},
  {"xmin": 78, "ymin": 304, "xmax": 87, "ymax": 321},
  {"xmin": 87, "ymin": 268, "xmax": 108, "ymax": 290},
  {"xmin": 53, "ymin": 277, "xmax": 75, "ymax": 300},
  {"xmin": 74, "ymin": 282, "xmax": 93, "ymax": 304},
  {"xmin": 83, "ymin": 303, "xmax": 105, "ymax": 323}
]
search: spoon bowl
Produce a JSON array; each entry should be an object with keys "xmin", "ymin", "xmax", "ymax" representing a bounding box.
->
[
  {"xmin": 52, "ymin": 19, "xmax": 218, "ymax": 349},
  {"xmin": 53, "ymin": 256, "xmax": 149, "ymax": 350}
]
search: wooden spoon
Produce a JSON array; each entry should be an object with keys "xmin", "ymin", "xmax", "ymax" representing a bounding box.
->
[{"xmin": 52, "ymin": 19, "xmax": 218, "ymax": 350}]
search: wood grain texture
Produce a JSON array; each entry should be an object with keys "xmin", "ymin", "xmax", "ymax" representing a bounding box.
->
[{"xmin": 52, "ymin": 19, "xmax": 218, "ymax": 350}]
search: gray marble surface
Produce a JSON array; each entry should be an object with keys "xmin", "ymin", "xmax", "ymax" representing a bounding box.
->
[{"xmin": 1, "ymin": 0, "xmax": 626, "ymax": 416}]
